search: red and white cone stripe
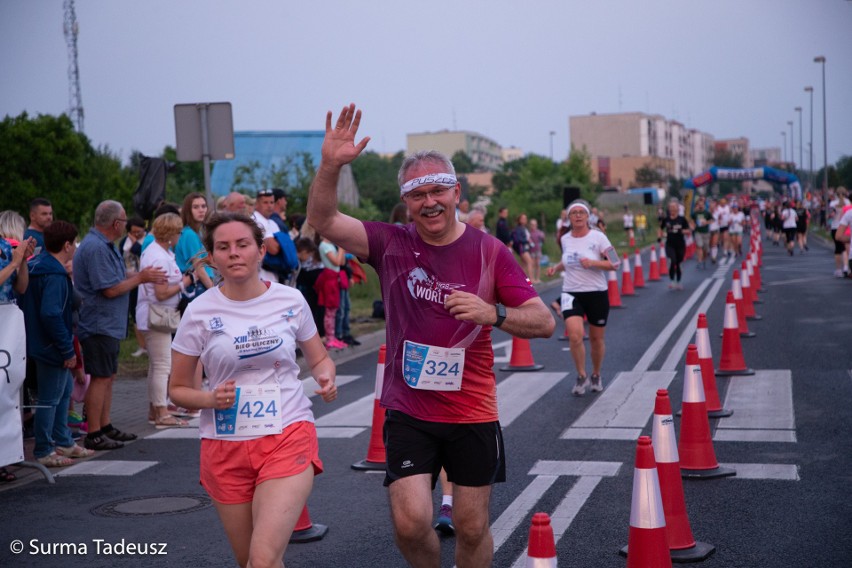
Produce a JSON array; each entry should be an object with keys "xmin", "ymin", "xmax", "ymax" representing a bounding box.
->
[{"xmin": 627, "ymin": 436, "xmax": 671, "ymax": 568}]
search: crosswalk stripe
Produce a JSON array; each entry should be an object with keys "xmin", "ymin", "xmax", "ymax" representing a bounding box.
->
[
  {"xmin": 714, "ymin": 370, "xmax": 796, "ymax": 442},
  {"xmin": 54, "ymin": 460, "xmax": 158, "ymax": 477},
  {"xmin": 719, "ymin": 463, "xmax": 800, "ymax": 480},
  {"xmin": 561, "ymin": 371, "xmax": 676, "ymax": 439},
  {"xmin": 497, "ymin": 372, "xmax": 566, "ymax": 427}
]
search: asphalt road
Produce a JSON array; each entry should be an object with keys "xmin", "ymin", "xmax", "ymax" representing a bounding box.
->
[{"xmin": 1, "ymin": 233, "xmax": 850, "ymax": 568}]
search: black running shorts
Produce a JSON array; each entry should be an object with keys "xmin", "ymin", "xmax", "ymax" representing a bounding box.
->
[{"xmin": 382, "ymin": 410, "xmax": 506, "ymax": 488}]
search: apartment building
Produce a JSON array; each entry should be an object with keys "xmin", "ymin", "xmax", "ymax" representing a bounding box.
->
[
  {"xmin": 569, "ymin": 112, "xmax": 716, "ymax": 189},
  {"xmin": 407, "ymin": 130, "xmax": 503, "ymax": 171},
  {"xmin": 715, "ymin": 137, "xmax": 753, "ymax": 168}
]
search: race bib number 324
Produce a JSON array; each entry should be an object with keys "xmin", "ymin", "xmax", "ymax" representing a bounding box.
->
[{"xmin": 402, "ymin": 340, "xmax": 465, "ymax": 391}]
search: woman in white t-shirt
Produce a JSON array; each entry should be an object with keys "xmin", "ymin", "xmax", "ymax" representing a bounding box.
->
[
  {"xmin": 169, "ymin": 212, "xmax": 337, "ymax": 568},
  {"xmin": 137, "ymin": 213, "xmax": 193, "ymax": 428},
  {"xmin": 728, "ymin": 203, "xmax": 746, "ymax": 257},
  {"xmin": 780, "ymin": 201, "xmax": 799, "ymax": 256},
  {"xmin": 547, "ymin": 200, "xmax": 619, "ymax": 396}
]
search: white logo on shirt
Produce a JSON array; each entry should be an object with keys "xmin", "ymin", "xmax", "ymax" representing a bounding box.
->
[{"xmin": 406, "ymin": 267, "xmax": 463, "ymax": 304}]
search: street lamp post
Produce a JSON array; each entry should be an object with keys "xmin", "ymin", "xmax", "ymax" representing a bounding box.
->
[
  {"xmin": 781, "ymin": 131, "xmax": 787, "ymax": 163},
  {"xmin": 804, "ymin": 86, "xmax": 814, "ymax": 187},
  {"xmin": 814, "ymin": 56, "xmax": 827, "ymax": 192},
  {"xmin": 787, "ymin": 121, "xmax": 794, "ymax": 170},
  {"xmin": 549, "ymin": 131, "xmax": 556, "ymax": 161},
  {"xmin": 794, "ymin": 107, "xmax": 803, "ymax": 176}
]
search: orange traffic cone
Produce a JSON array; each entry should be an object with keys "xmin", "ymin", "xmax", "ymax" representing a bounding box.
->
[
  {"xmin": 352, "ymin": 345, "xmax": 387, "ymax": 471},
  {"xmin": 623, "ymin": 436, "xmax": 672, "ymax": 568},
  {"xmin": 678, "ymin": 345, "xmax": 736, "ymax": 479},
  {"xmin": 525, "ymin": 512, "xmax": 557, "ymax": 567},
  {"xmin": 658, "ymin": 245, "xmax": 669, "ymax": 276},
  {"xmin": 629, "ymin": 233, "xmax": 636, "ymax": 248},
  {"xmin": 730, "ymin": 271, "xmax": 755, "ymax": 338},
  {"xmin": 621, "ymin": 253, "xmax": 636, "ymax": 296},
  {"xmin": 500, "ymin": 337, "xmax": 544, "ymax": 372},
  {"xmin": 749, "ymin": 253, "xmax": 765, "ymax": 295},
  {"xmin": 695, "ymin": 314, "xmax": 732, "ymax": 418},
  {"xmin": 739, "ymin": 261, "xmax": 761, "ymax": 320},
  {"xmin": 289, "ymin": 505, "xmax": 329, "ymax": 543},
  {"xmin": 648, "ymin": 246, "xmax": 661, "ymax": 281},
  {"xmin": 633, "ymin": 249, "xmax": 646, "ymax": 288},
  {"xmin": 652, "ymin": 390, "xmax": 716, "ymax": 561},
  {"xmin": 684, "ymin": 235, "xmax": 695, "ymax": 260},
  {"xmin": 716, "ymin": 292, "xmax": 754, "ymax": 376},
  {"xmin": 607, "ymin": 270, "xmax": 624, "ymax": 308}
]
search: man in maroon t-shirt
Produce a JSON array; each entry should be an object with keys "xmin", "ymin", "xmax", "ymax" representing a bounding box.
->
[{"xmin": 307, "ymin": 104, "xmax": 554, "ymax": 567}]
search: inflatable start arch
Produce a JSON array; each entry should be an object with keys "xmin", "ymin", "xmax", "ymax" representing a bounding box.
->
[{"xmin": 685, "ymin": 166, "xmax": 801, "ymax": 199}]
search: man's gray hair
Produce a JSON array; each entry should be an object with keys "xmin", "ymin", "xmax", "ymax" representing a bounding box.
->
[
  {"xmin": 397, "ymin": 150, "xmax": 456, "ymax": 187},
  {"xmin": 94, "ymin": 200, "xmax": 124, "ymax": 227}
]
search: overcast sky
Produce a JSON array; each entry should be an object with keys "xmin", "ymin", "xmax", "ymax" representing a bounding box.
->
[{"xmin": 2, "ymin": 0, "xmax": 851, "ymax": 172}]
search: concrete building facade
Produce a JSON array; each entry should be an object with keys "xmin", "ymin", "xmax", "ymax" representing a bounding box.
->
[
  {"xmin": 570, "ymin": 111, "xmax": 717, "ymax": 190},
  {"xmin": 407, "ymin": 130, "xmax": 503, "ymax": 172}
]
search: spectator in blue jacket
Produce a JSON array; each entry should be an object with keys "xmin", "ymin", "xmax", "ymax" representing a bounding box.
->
[{"xmin": 20, "ymin": 221, "xmax": 94, "ymax": 467}]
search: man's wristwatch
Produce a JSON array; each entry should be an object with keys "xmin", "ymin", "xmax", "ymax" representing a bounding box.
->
[{"xmin": 494, "ymin": 303, "xmax": 507, "ymax": 328}]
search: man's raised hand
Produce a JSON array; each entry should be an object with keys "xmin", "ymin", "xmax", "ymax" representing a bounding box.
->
[{"xmin": 321, "ymin": 103, "xmax": 371, "ymax": 168}]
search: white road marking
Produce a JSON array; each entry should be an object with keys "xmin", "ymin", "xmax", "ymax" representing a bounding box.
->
[
  {"xmin": 315, "ymin": 393, "xmax": 375, "ymax": 428},
  {"xmin": 714, "ymin": 370, "xmax": 796, "ymax": 442},
  {"xmin": 561, "ymin": 371, "xmax": 676, "ymax": 439},
  {"xmin": 719, "ymin": 463, "xmax": 800, "ymax": 481},
  {"xmin": 489, "ymin": 460, "xmax": 621, "ymax": 563},
  {"xmin": 632, "ymin": 279, "xmax": 712, "ymax": 373},
  {"xmin": 497, "ymin": 373, "xmax": 566, "ymax": 427},
  {"xmin": 510, "ymin": 476, "xmax": 608, "ymax": 568},
  {"xmin": 492, "ymin": 339, "xmax": 512, "ymax": 363},
  {"xmin": 303, "ymin": 374, "xmax": 361, "ymax": 398},
  {"xmin": 146, "ymin": 428, "xmax": 199, "ymax": 440},
  {"xmin": 54, "ymin": 460, "xmax": 158, "ymax": 476},
  {"xmin": 660, "ymin": 277, "xmax": 726, "ymax": 371}
]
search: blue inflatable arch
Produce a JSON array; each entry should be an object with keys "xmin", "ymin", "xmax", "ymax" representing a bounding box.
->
[{"xmin": 685, "ymin": 166, "xmax": 801, "ymax": 199}]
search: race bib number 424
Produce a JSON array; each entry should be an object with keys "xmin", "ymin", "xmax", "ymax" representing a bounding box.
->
[
  {"xmin": 215, "ymin": 385, "xmax": 282, "ymax": 437},
  {"xmin": 402, "ymin": 341, "xmax": 465, "ymax": 391}
]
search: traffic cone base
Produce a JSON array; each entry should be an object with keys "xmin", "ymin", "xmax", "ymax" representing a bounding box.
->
[
  {"xmin": 620, "ymin": 541, "xmax": 716, "ymax": 563},
  {"xmin": 670, "ymin": 541, "xmax": 716, "ymax": 563},
  {"xmin": 680, "ymin": 465, "xmax": 736, "ymax": 479},
  {"xmin": 501, "ymin": 336, "xmax": 544, "ymax": 372},
  {"xmin": 290, "ymin": 507, "xmax": 329, "ymax": 543},
  {"xmin": 715, "ymin": 367, "xmax": 754, "ymax": 377},
  {"xmin": 351, "ymin": 458, "xmax": 385, "ymax": 471},
  {"xmin": 707, "ymin": 408, "xmax": 734, "ymax": 419}
]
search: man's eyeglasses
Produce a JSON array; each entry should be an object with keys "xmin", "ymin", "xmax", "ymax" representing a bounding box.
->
[
  {"xmin": 114, "ymin": 217, "xmax": 127, "ymax": 224},
  {"xmin": 404, "ymin": 187, "xmax": 450, "ymax": 203},
  {"xmin": 257, "ymin": 189, "xmax": 274, "ymax": 197}
]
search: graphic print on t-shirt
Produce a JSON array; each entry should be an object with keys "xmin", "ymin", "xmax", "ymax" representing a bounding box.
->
[
  {"xmin": 406, "ymin": 267, "xmax": 464, "ymax": 304},
  {"xmin": 233, "ymin": 325, "xmax": 283, "ymax": 359}
]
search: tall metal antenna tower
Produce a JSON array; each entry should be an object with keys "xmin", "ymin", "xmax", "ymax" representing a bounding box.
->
[{"xmin": 63, "ymin": 0, "xmax": 84, "ymax": 132}]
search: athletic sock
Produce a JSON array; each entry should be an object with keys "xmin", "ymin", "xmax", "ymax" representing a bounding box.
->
[{"xmin": 442, "ymin": 495, "xmax": 453, "ymax": 508}]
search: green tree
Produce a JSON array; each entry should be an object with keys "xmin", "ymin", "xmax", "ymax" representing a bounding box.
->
[
  {"xmin": 0, "ymin": 112, "xmax": 134, "ymax": 229},
  {"xmin": 350, "ymin": 150, "xmax": 405, "ymax": 217},
  {"xmin": 634, "ymin": 163, "xmax": 666, "ymax": 187},
  {"xmin": 229, "ymin": 152, "xmax": 317, "ymax": 213},
  {"xmin": 490, "ymin": 149, "xmax": 595, "ymax": 231},
  {"xmin": 834, "ymin": 156, "xmax": 852, "ymax": 190},
  {"xmin": 450, "ymin": 150, "xmax": 476, "ymax": 174}
]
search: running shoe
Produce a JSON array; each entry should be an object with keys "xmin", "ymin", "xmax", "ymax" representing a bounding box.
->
[
  {"xmin": 325, "ymin": 338, "xmax": 347, "ymax": 350},
  {"xmin": 434, "ymin": 505, "xmax": 455, "ymax": 536},
  {"xmin": 572, "ymin": 375, "xmax": 589, "ymax": 396},
  {"xmin": 590, "ymin": 374, "xmax": 603, "ymax": 393},
  {"xmin": 834, "ymin": 270, "xmax": 843, "ymax": 278},
  {"xmin": 131, "ymin": 348, "xmax": 148, "ymax": 358}
]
